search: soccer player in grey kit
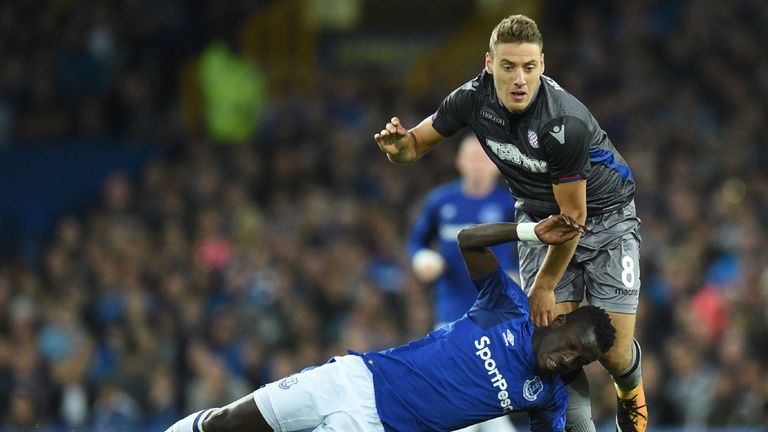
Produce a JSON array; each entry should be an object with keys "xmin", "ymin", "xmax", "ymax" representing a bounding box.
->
[{"xmin": 375, "ymin": 14, "xmax": 646, "ymax": 432}]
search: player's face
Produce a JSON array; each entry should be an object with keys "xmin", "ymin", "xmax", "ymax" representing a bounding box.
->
[
  {"xmin": 536, "ymin": 316, "xmax": 602, "ymax": 374},
  {"xmin": 485, "ymin": 42, "xmax": 544, "ymax": 113}
]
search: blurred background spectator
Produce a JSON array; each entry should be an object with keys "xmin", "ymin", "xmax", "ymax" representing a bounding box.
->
[{"xmin": 0, "ymin": 0, "xmax": 766, "ymax": 430}]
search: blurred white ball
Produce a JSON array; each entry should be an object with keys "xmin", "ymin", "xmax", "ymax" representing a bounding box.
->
[{"xmin": 411, "ymin": 248, "xmax": 446, "ymax": 283}]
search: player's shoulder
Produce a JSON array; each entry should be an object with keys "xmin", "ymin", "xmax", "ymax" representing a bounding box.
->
[
  {"xmin": 540, "ymin": 75, "xmax": 591, "ymax": 119},
  {"xmin": 537, "ymin": 76, "xmax": 596, "ymax": 145},
  {"xmin": 453, "ymin": 70, "xmax": 493, "ymax": 96}
]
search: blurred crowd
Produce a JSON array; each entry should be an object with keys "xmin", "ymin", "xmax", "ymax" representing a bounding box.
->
[
  {"xmin": 0, "ymin": 0, "xmax": 268, "ymax": 147},
  {"xmin": 544, "ymin": 1, "xmax": 768, "ymax": 429},
  {"xmin": 1, "ymin": 0, "xmax": 767, "ymax": 430}
]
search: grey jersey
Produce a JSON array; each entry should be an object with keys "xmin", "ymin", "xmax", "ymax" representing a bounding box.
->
[{"xmin": 432, "ymin": 71, "xmax": 635, "ymax": 217}]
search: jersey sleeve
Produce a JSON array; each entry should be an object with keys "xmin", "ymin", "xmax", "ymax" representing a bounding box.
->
[
  {"xmin": 471, "ymin": 267, "xmax": 529, "ymax": 314},
  {"xmin": 431, "ymin": 79, "xmax": 478, "ymax": 138},
  {"xmin": 407, "ymin": 193, "xmax": 440, "ymax": 258},
  {"xmin": 540, "ymin": 116, "xmax": 591, "ymax": 184}
]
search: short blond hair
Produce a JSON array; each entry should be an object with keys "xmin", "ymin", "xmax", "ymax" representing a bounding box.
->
[{"xmin": 489, "ymin": 15, "xmax": 543, "ymax": 54}]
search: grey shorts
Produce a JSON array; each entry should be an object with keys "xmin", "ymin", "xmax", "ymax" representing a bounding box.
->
[{"xmin": 516, "ymin": 200, "xmax": 641, "ymax": 314}]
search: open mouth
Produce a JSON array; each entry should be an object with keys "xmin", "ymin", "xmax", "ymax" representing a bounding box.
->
[
  {"xmin": 547, "ymin": 357, "xmax": 557, "ymax": 371},
  {"xmin": 511, "ymin": 91, "xmax": 527, "ymax": 102}
]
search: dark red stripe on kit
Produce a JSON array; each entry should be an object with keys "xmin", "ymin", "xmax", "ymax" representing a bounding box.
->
[{"xmin": 559, "ymin": 174, "xmax": 582, "ymax": 183}]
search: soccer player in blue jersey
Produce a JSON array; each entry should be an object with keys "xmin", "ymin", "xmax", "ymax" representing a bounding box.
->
[
  {"xmin": 410, "ymin": 133, "xmax": 518, "ymax": 327},
  {"xmin": 165, "ymin": 214, "xmax": 616, "ymax": 432},
  {"xmin": 375, "ymin": 14, "xmax": 646, "ymax": 432}
]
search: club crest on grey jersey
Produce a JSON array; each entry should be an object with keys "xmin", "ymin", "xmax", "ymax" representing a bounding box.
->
[{"xmin": 527, "ymin": 129, "xmax": 539, "ymax": 148}]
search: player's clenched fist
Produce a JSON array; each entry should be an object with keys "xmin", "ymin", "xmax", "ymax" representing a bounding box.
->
[{"xmin": 374, "ymin": 117, "xmax": 411, "ymax": 156}]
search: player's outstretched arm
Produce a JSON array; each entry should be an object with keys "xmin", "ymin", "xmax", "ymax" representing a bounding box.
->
[
  {"xmin": 457, "ymin": 216, "xmax": 586, "ymax": 278},
  {"xmin": 374, "ymin": 116, "xmax": 444, "ymax": 163}
]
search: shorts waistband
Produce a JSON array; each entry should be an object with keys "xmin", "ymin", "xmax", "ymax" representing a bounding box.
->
[{"xmin": 519, "ymin": 196, "xmax": 633, "ymax": 219}]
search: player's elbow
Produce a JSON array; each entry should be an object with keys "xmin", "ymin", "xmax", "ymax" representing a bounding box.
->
[{"xmin": 457, "ymin": 225, "xmax": 480, "ymax": 248}]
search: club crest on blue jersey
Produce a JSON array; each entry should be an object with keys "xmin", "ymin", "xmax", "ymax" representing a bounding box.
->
[
  {"xmin": 523, "ymin": 376, "xmax": 544, "ymax": 401},
  {"xmin": 279, "ymin": 376, "xmax": 298, "ymax": 390},
  {"xmin": 527, "ymin": 130, "xmax": 539, "ymax": 148}
]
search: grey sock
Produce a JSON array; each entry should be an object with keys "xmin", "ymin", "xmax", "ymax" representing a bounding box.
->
[
  {"xmin": 567, "ymin": 417, "xmax": 596, "ymax": 432},
  {"xmin": 612, "ymin": 339, "xmax": 642, "ymax": 392},
  {"xmin": 564, "ymin": 368, "xmax": 596, "ymax": 432}
]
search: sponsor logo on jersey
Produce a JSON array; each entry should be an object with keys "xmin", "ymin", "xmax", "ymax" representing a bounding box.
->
[
  {"xmin": 481, "ymin": 109, "xmax": 506, "ymax": 127},
  {"xmin": 475, "ymin": 336, "xmax": 514, "ymax": 413},
  {"xmin": 486, "ymin": 139, "xmax": 548, "ymax": 173},
  {"xmin": 278, "ymin": 376, "xmax": 298, "ymax": 390},
  {"xmin": 549, "ymin": 125, "xmax": 566, "ymax": 144},
  {"xmin": 502, "ymin": 329, "xmax": 515, "ymax": 347},
  {"xmin": 527, "ymin": 129, "xmax": 539, "ymax": 148},
  {"xmin": 523, "ymin": 376, "xmax": 544, "ymax": 401}
]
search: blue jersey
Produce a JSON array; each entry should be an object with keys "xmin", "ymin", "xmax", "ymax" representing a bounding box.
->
[
  {"xmin": 408, "ymin": 180, "xmax": 518, "ymax": 324},
  {"xmin": 353, "ymin": 268, "xmax": 567, "ymax": 432}
]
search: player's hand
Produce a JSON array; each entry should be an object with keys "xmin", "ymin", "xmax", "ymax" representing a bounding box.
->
[
  {"xmin": 374, "ymin": 117, "xmax": 411, "ymax": 156},
  {"xmin": 527, "ymin": 286, "xmax": 556, "ymax": 327},
  {"xmin": 534, "ymin": 214, "xmax": 589, "ymax": 245}
]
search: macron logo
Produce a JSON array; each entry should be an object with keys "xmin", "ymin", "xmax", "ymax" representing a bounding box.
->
[
  {"xmin": 502, "ymin": 329, "xmax": 515, "ymax": 347},
  {"xmin": 549, "ymin": 125, "xmax": 565, "ymax": 144}
]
